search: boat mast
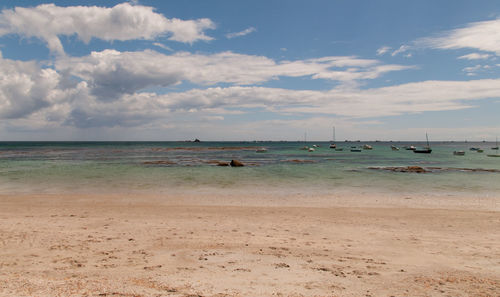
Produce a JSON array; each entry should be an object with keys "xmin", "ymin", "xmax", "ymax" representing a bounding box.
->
[
  {"xmin": 426, "ymin": 133, "xmax": 430, "ymax": 147},
  {"xmin": 333, "ymin": 126, "xmax": 335, "ymax": 143}
]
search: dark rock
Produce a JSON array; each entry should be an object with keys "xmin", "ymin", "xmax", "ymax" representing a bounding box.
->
[
  {"xmin": 368, "ymin": 166, "xmax": 428, "ymax": 173},
  {"xmin": 275, "ymin": 263, "xmax": 290, "ymax": 268},
  {"xmin": 405, "ymin": 166, "xmax": 426, "ymax": 173},
  {"xmin": 194, "ymin": 138, "xmax": 201, "ymax": 142},
  {"xmin": 230, "ymin": 159, "xmax": 244, "ymax": 167},
  {"xmin": 281, "ymin": 159, "xmax": 316, "ymax": 163}
]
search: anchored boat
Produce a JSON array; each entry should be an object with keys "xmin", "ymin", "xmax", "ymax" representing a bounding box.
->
[
  {"xmin": 488, "ymin": 137, "xmax": 500, "ymax": 157},
  {"xmin": 491, "ymin": 137, "xmax": 499, "ymax": 150},
  {"xmin": 413, "ymin": 133, "xmax": 432, "ymax": 154},
  {"xmin": 330, "ymin": 126, "xmax": 338, "ymax": 149}
]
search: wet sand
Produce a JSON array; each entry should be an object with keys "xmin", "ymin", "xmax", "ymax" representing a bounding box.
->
[{"xmin": 0, "ymin": 193, "xmax": 499, "ymax": 296}]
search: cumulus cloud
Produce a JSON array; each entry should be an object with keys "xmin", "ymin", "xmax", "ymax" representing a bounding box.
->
[
  {"xmin": 417, "ymin": 19, "xmax": 500, "ymax": 55},
  {"xmin": 157, "ymin": 79, "xmax": 500, "ymax": 118},
  {"xmin": 225, "ymin": 27, "xmax": 256, "ymax": 39},
  {"xmin": 2, "ymin": 47, "xmax": 499, "ymax": 130},
  {"xmin": 53, "ymin": 77, "xmax": 500, "ymax": 128},
  {"xmin": 56, "ymin": 50, "xmax": 186, "ymax": 101},
  {"xmin": 0, "ymin": 53, "xmax": 64, "ymax": 118},
  {"xmin": 55, "ymin": 49, "xmax": 413, "ymax": 101},
  {"xmin": 0, "ymin": 2, "xmax": 215, "ymax": 55}
]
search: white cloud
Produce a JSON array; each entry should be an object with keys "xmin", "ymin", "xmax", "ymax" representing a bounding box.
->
[
  {"xmin": 70, "ymin": 77, "xmax": 500, "ymax": 128},
  {"xmin": 55, "ymin": 49, "xmax": 412, "ymax": 101},
  {"xmin": 463, "ymin": 65, "xmax": 482, "ymax": 75},
  {"xmin": 418, "ymin": 19, "xmax": 500, "ymax": 55},
  {"xmin": 152, "ymin": 42, "xmax": 173, "ymax": 51},
  {"xmin": 462, "ymin": 64, "xmax": 493, "ymax": 76},
  {"xmin": 0, "ymin": 53, "xmax": 69, "ymax": 119},
  {"xmin": 2, "ymin": 48, "xmax": 499, "ymax": 131},
  {"xmin": 458, "ymin": 53, "xmax": 492, "ymax": 60},
  {"xmin": 158, "ymin": 78, "xmax": 500, "ymax": 118},
  {"xmin": 0, "ymin": 3, "xmax": 215, "ymax": 55},
  {"xmin": 225, "ymin": 27, "xmax": 256, "ymax": 39},
  {"xmin": 376, "ymin": 46, "xmax": 391, "ymax": 56},
  {"xmin": 391, "ymin": 45, "xmax": 410, "ymax": 56}
]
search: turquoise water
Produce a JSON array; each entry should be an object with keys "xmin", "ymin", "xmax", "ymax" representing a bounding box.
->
[{"xmin": 0, "ymin": 141, "xmax": 499, "ymax": 196}]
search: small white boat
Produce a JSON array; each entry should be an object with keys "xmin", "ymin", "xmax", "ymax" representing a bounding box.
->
[
  {"xmin": 256, "ymin": 148, "xmax": 267, "ymax": 153},
  {"xmin": 362, "ymin": 144, "xmax": 373, "ymax": 150},
  {"xmin": 453, "ymin": 151, "xmax": 465, "ymax": 156},
  {"xmin": 308, "ymin": 147, "xmax": 315, "ymax": 152},
  {"xmin": 391, "ymin": 145, "xmax": 400, "ymax": 151}
]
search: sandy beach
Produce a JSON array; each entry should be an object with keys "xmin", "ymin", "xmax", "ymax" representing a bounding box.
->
[{"xmin": 0, "ymin": 192, "xmax": 499, "ymax": 297}]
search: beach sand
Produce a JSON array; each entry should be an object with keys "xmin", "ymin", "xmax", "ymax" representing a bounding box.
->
[{"xmin": 0, "ymin": 192, "xmax": 499, "ymax": 296}]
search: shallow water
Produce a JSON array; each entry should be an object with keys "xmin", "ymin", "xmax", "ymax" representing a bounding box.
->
[{"xmin": 0, "ymin": 141, "xmax": 499, "ymax": 196}]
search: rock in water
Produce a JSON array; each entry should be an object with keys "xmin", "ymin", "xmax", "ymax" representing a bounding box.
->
[
  {"xmin": 406, "ymin": 166, "xmax": 426, "ymax": 173},
  {"xmin": 230, "ymin": 160, "xmax": 244, "ymax": 167},
  {"xmin": 368, "ymin": 166, "xmax": 428, "ymax": 173}
]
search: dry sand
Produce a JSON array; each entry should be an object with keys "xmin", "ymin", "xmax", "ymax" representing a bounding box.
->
[{"xmin": 0, "ymin": 192, "xmax": 499, "ymax": 296}]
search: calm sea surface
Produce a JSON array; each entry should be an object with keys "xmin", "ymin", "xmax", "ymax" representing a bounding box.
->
[{"xmin": 1, "ymin": 141, "xmax": 499, "ymax": 196}]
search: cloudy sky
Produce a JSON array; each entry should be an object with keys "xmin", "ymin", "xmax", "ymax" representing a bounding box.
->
[{"xmin": 0, "ymin": 1, "xmax": 499, "ymax": 141}]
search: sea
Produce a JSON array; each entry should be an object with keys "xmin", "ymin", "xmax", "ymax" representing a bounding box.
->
[{"xmin": 0, "ymin": 141, "xmax": 499, "ymax": 197}]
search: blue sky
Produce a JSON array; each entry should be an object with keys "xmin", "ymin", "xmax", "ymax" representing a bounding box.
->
[{"xmin": 0, "ymin": 1, "xmax": 499, "ymax": 140}]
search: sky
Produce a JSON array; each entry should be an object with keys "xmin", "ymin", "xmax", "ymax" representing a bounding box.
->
[{"xmin": 0, "ymin": 1, "xmax": 499, "ymax": 141}]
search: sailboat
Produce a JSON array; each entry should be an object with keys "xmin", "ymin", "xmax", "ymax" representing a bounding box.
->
[
  {"xmin": 488, "ymin": 137, "xmax": 500, "ymax": 157},
  {"xmin": 413, "ymin": 133, "xmax": 432, "ymax": 154},
  {"xmin": 330, "ymin": 126, "xmax": 344, "ymax": 150},
  {"xmin": 300, "ymin": 131, "xmax": 309, "ymax": 150},
  {"xmin": 329, "ymin": 126, "xmax": 336, "ymax": 149},
  {"xmin": 491, "ymin": 137, "xmax": 499, "ymax": 150}
]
